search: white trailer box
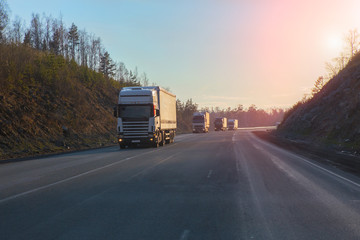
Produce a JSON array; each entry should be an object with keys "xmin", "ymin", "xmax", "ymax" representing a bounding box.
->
[
  {"xmin": 114, "ymin": 86, "xmax": 176, "ymax": 148},
  {"xmin": 159, "ymin": 89, "xmax": 177, "ymax": 130}
]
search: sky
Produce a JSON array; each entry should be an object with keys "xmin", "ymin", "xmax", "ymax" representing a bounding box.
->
[{"xmin": 7, "ymin": 0, "xmax": 360, "ymax": 110}]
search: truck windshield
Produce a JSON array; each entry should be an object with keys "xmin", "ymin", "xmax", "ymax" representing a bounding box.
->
[
  {"xmin": 118, "ymin": 105, "xmax": 153, "ymax": 121},
  {"xmin": 193, "ymin": 116, "xmax": 204, "ymax": 123},
  {"xmin": 215, "ymin": 119, "xmax": 223, "ymax": 123}
]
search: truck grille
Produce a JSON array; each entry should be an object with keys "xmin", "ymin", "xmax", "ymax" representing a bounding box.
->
[{"xmin": 123, "ymin": 121, "xmax": 149, "ymax": 138}]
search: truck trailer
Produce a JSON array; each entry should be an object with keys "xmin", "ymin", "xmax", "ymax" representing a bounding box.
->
[
  {"xmin": 228, "ymin": 119, "xmax": 238, "ymax": 130},
  {"xmin": 114, "ymin": 86, "xmax": 176, "ymax": 148},
  {"xmin": 192, "ymin": 112, "xmax": 210, "ymax": 133},
  {"xmin": 214, "ymin": 117, "xmax": 227, "ymax": 131}
]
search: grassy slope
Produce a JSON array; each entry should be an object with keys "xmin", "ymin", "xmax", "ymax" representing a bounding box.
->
[{"xmin": 0, "ymin": 44, "xmax": 130, "ymax": 160}]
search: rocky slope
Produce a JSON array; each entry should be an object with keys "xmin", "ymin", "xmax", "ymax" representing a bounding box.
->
[{"xmin": 278, "ymin": 53, "xmax": 360, "ymax": 153}]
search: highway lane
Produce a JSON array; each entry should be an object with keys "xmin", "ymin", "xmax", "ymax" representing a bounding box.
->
[{"xmin": 1, "ymin": 129, "xmax": 360, "ymax": 239}]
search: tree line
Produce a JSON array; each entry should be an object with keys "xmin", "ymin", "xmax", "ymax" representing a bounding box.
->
[
  {"xmin": 283, "ymin": 29, "xmax": 360, "ymax": 123},
  {"xmin": 303, "ymin": 29, "xmax": 360, "ymax": 100},
  {"xmin": 207, "ymin": 104, "xmax": 284, "ymax": 128},
  {"xmin": 177, "ymin": 99, "xmax": 284, "ymax": 133},
  {"xmin": 0, "ymin": 0, "xmax": 149, "ymax": 86},
  {"xmin": 0, "ymin": 0, "xmax": 284, "ymax": 134}
]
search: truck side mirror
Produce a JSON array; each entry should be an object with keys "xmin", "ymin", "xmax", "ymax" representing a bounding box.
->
[
  {"xmin": 113, "ymin": 106, "xmax": 118, "ymax": 118},
  {"xmin": 156, "ymin": 109, "xmax": 160, "ymax": 116}
]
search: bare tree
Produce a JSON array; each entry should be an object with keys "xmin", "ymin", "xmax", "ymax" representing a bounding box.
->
[
  {"xmin": 116, "ymin": 62, "xmax": 127, "ymax": 83},
  {"xmin": 0, "ymin": 0, "xmax": 9, "ymax": 42},
  {"xmin": 325, "ymin": 52, "xmax": 349, "ymax": 80},
  {"xmin": 56, "ymin": 15, "xmax": 68, "ymax": 58},
  {"xmin": 312, "ymin": 76, "xmax": 325, "ymax": 96},
  {"xmin": 42, "ymin": 14, "xmax": 52, "ymax": 51},
  {"xmin": 89, "ymin": 35, "xmax": 101, "ymax": 70},
  {"xmin": 79, "ymin": 29, "xmax": 89, "ymax": 66},
  {"xmin": 141, "ymin": 72, "xmax": 149, "ymax": 86},
  {"xmin": 344, "ymin": 29, "xmax": 360, "ymax": 59},
  {"xmin": 30, "ymin": 13, "xmax": 43, "ymax": 50},
  {"xmin": 11, "ymin": 16, "xmax": 24, "ymax": 44}
]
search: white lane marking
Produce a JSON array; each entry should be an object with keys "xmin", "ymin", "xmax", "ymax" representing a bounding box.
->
[
  {"xmin": 250, "ymin": 132, "xmax": 360, "ymax": 189},
  {"xmin": 207, "ymin": 170, "xmax": 213, "ymax": 179},
  {"xmin": 297, "ymin": 155, "xmax": 360, "ymax": 188},
  {"xmin": 232, "ymin": 132, "xmax": 236, "ymax": 142},
  {"xmin": 249, "ymin": 133, "xmax": 360, "ymax": 234},
  {"xmin": 0, "ymin": 149, "xmax": 158, "ymax": 204},
  {"xmin": 179, "ymin": 230, "xmax": 190, "ymax": 240}
]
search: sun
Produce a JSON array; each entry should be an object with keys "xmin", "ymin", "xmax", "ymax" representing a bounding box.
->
[{"xmin": 326, "ymin": 35, "xmax": 342, "ymax": 51}]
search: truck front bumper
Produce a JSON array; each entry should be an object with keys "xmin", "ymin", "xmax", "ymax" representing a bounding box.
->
[{"xmin": 118, "ymin": 133, "xmax": 157, "ymax": 146}]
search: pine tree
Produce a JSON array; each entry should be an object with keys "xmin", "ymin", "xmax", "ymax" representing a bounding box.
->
[
  {"xmin": 99, "ymin": 51, "xmax": 115, "ymax": 78},
  {"xmin": 68, "ymin": 23, "xmax": 79, "ymax": 60},
  {"xmin": 23, "ymin": 30, "xmax": 31, "ymax": 46},
  {"xmin": 50, "ymin": 28, "xmax": 61, "ymax": 55}
]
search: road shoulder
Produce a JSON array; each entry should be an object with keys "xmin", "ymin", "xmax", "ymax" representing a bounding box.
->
[{"xmin": 253, "ymin": 130, "xmax": 360, "ymax": 177}]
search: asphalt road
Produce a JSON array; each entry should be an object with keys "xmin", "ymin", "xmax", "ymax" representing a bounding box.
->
[{"xmin": 1, "ymin": 129, "xmax": 360, "ymax": 239}]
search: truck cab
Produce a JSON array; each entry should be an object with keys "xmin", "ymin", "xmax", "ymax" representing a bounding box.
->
[
  {"xmin": 228, "ymin": 119, "xmax": 238, "ymax": 130},
  {"xmin": 192, "ymin": 112, "xmax": 210, "ymax": 133},
  {"xmin": 214, "ymin": 117, "xmax": 227, "ymax": 131},
  {"xmin": 114, "ymin": 87, "xmax": 176, "ymax": 148}
]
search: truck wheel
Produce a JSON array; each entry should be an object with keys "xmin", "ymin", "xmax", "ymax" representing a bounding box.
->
[
  {"xmin": 159, "ymin": 131, "xmax": 165, "ymax": 146},
  {"xmin": 153, "ymin": 134, "xmax": 160, "ymax": 148}
]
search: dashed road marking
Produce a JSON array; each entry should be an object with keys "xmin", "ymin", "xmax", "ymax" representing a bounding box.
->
[
  {"xmin": 0, "ymin": 149, "xmax": 158, "ymax": 204},
  {"xmin": 179, "ymin": 229, "xmax": 190, "ymax": 240}
]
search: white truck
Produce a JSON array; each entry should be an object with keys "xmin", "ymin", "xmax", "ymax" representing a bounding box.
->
[
  {"xmin": 114, "ymin": 86, "xmax": 176, "ymax": 148},
  {"xmin": 214, "ymin": 117, "xmax": 227, "ymax": 131},
  {"xmin": 228, "ymin": 119, "xmax": 238, "ymax": 130},
  {"xmin": 192, "ymin": 112, "xmax": 210, "ymax": 133}
]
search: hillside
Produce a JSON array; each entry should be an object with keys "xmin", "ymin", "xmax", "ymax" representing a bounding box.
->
[
  {"xmin": 278, "ymin": 52, "xmax": 360, "ymax": 153},
  {"xmin": 0, "ymin": 43, "xmax": 134, "ymax": 160}
]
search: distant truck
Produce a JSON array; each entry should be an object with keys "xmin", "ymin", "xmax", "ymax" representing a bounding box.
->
[
  {"xmin": 192, "ymin": 112, "xmax": 210, "ymax": 133},
  {"xmin": 228, "ymin": 119, "xmax": 238, "ymax": 130},
  {"xmin": 214, "ymin": 117, "xmax": 227, "ymax": 131},
  {"xmin": 114, "ymin": 86, "xmax": 176, "ymax": 148}
]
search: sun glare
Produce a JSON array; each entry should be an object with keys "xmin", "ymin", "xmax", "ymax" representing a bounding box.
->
[{"xmin": 326, "ymin": 35, "xmax": 342, "ymax": 51}]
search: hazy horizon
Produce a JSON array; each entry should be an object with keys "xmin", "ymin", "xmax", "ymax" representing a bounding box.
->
[{"xmin": 8, "ymin": 0, "xmax": 360, "ymax": 110}]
